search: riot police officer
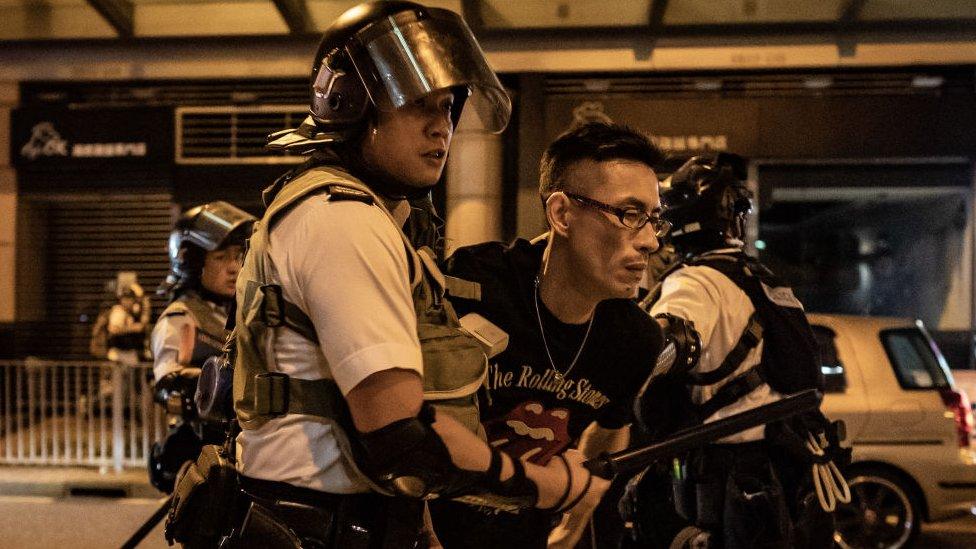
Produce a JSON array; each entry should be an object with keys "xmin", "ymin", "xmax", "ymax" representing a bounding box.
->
[
  {"xmin": 200, "ymin": 2, "xmax": 602, "ymax": 548},
  {"xmin": 624, "ymin": 154, "xmax": 847, "ymax": 548},
  {"xmin": 149, "ymin": 200, "xmax": 255, "ymax": 493}
]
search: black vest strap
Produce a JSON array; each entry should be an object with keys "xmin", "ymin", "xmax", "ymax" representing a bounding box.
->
[
  {"xmin": 685, "ymin": 312, "xmax": 763, "ymax": 386},
  {"xmin": 252, "ymin": 372, "xmax": 346, "ymax": 419},
  {"xmin": 696, "ymin": 368, "xmax": 765, "ymax": 421},
  {"xmin": 259, "ymin": 284, "xmax": 319, "ymax": 344}
]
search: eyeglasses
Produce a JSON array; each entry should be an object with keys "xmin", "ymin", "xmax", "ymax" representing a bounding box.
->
[
  {"xmin": 206, "ymin": 247, "xmax": 245, "ymax": 265},
  {"xmin": 564, "ymin": 192, "xmax": 672, "ymax": 237}
]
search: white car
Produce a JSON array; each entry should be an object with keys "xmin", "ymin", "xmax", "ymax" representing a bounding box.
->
[{"xmin": 809, "ymin": 313, "xmax": 976, "ymax": 548}]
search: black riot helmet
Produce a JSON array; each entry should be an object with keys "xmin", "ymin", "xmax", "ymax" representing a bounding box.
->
[
  {"xmin": 159, "ymin": 201, "xmax": 256, "ymax": 299},
  {"xmin": 661, "ymin": 153, "xmax": 752, "ymax": 255},
  {"xmin": 267, "ymin": 0, "xmax": 511, "ymax": 151}
]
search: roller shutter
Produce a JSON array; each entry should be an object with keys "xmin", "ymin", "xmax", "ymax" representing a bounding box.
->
[{"xmin": 42, "ymin": 192, "xmax": 173, "ymax": 358}]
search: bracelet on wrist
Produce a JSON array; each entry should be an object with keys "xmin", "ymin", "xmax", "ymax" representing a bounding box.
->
[{"xmin": 558, "ymin": 469, "xmax": 593, "ymax": 513}]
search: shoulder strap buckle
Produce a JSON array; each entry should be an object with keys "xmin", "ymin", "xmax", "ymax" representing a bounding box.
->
[
  {"xmin": 253, "ymin": 372, "xmax": 290, "ymax": 417},
  {"xmin": 260, "ymin": 284, "xmax": 285, "ymax": 328},
  {"xmin": 257, "ymin": 284, "xmax": 319, "ymax": 343}
]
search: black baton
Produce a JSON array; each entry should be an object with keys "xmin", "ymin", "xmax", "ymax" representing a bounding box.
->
[
  {"xmin": 584, "ymin": 389, "xmax": 822, "ymax": 479},
  {"xmin": 120, "ymin": 495, "xmax": 171, "ymax": 549}
]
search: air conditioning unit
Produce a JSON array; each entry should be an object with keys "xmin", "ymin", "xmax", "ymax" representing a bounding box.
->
[{"xmin": 176, "ymin": 105, "xmax": 308, "ymax": 165}]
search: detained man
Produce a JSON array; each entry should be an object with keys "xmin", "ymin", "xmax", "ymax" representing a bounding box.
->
[{"xmin": 430, "ymin": 122, "xmax": 668, "ymax": 549}]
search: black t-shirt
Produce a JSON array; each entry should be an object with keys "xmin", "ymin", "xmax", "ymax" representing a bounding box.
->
[{"xmin": 445, "ymin": 238, "xmax": 663, "ymax": 466}]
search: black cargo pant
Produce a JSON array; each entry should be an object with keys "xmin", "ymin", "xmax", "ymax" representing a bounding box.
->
[{"xmin": 628, "ymin": 442, "xmax": 793, "ymax": 549}]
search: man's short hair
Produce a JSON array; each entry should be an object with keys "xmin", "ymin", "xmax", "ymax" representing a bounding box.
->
[{"xmin": 539, "ymin": 122, "xmax": 664, "ymax": 200}]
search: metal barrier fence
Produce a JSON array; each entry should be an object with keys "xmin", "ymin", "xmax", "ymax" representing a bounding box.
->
[{"xmin": 0, "ymin": 359, "xmax": 167, "ymax": 472}]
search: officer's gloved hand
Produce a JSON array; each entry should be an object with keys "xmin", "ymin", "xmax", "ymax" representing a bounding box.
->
[{"xmin": 153, "ymin": 368, "xmax": 202, "ymax": 419}]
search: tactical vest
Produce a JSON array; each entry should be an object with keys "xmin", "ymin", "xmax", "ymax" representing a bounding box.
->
[
  {"xmin": 232, "ymin": 165, "xmax": 488, "ymax": 466},
  {"xmin": 159, "ymin": 292, "xmax": 228, "ymax": 367},
  {"xmin": 643, "ymin": 250, "xmax": 822, "ymax": 421},
  {"xmin": 685, "ymin": 252, "xmax": 822, "ymax": 395}
]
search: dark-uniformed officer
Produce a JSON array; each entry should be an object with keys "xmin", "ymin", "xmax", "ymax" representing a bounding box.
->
[{"xmin": 624, "ymin": 154, "xmax": 847, "ymax": 549}]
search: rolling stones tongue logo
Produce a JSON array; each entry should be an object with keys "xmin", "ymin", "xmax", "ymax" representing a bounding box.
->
[{"xmin": 485, "ymin": 401, "xmax": 571, "ymax": 466}]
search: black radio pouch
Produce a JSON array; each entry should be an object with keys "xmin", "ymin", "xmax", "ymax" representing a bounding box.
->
[{"xmin": 165, "ymin": 443, "xmax": 241, "ymax": 545}]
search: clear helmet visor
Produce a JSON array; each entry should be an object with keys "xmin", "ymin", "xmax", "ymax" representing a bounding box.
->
[{"xmin": 346, "ymin": 8, "xmax": 511, "ymax": 133}]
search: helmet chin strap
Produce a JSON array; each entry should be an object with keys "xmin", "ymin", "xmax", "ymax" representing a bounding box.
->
[{"xmin": 365, "ymin": 170, "xmax": 436, "ymax": 202}]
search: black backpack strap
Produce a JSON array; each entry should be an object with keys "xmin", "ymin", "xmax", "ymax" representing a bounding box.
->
[
  {"xmin": 639, "ymin": 260, "xmax": 686, "ymax": 312},
  {"xmin": 696, "ymin": 367, "xmax": 765, "ymax": 421},
  {"xmin": 685, "ymin": 312, "xmax": 763, "ymax": 386}
]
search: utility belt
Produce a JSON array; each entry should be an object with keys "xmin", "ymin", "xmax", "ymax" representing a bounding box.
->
[
  {"xmin": 672, "ymin": 441, "xmax": 792, "ymax": 548},
  {"xmin": 165, "ymin": 443, "xmax": 243, "ymax": 546},
  {"xmin": 231, "ymin": 476, "xmax": 426, "ymax": 549}
]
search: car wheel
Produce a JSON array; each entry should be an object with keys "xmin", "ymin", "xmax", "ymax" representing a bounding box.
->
[{"xmin": 833, "ymin": 467, "xmax": 921, "ymax": 549}]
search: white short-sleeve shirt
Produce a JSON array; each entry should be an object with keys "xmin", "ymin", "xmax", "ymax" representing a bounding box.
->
[
  {"xmin": 151, "ymin": 312, "xmax": 193, "ymax": 381},
  {"xmin": 649, "ymin": 250, "xmax": 781, "ymax": 442},
  {"xmin": 236, "ymin": 192, "xmax": 423, "ymax": 493}
]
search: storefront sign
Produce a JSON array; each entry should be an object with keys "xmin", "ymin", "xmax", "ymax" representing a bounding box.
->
[
  {"xmin": 546, "ymin": 94, "xmax": 976, "ymax": 159},
  {"xmin": 12, "ymin": 107, "xmax": 173, "ymax": 168},
  {"xmin": 550, "ymin": 97, "xmax": 759, "ymax": 156}
]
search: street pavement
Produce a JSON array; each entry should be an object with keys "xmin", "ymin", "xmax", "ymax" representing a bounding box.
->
[
  {"xmin": 1, "ymin": 492, "xmax": 975, "ymax": 548},
  {"xmin": 0, "ymin": 494, "xmax": 168, "ymax": 548},
  {"xmin": 0, "ymin": 462, "xmax": 975, "ymax": 548},
  {"xmin": 0, "ymin": 465, "xmax": 166, "ymax": 548}
]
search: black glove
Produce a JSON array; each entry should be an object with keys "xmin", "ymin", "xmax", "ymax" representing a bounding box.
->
[{"xmin": 154, "ymin": 368, "xmax": 202, "ymax": 419}]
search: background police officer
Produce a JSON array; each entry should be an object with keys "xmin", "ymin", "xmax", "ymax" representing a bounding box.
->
[
  {"xmin": 626, "ymin": 154, "xmax": 843, "ymax": 548},
  {"xmin": 149, "ymin": 200, "xmax": 255, "ymax": 494},
  {"xmin": 225, "ymin": 2, "xmax": 601, "ymax": 547}
]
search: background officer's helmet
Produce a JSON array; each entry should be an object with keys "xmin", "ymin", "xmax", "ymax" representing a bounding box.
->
[
  {"xmin": 160, "ymin": 201, "xmax": 256, "ymax": 298},
  {"xmin": 269, "ymin": 0, "xmax": 511, "ymax": 150},
  {"xmin": 117, "ymin": 282, "xmax": 144, "ymax": 299},
  {"xmin": 661, "ymin": 153, "xmax": 752, "ymax": 254}
]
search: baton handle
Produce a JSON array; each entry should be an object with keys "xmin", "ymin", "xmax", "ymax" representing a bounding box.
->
[
  {"xmin": 584, "ymin": 389, "xmax": 822, "ymax": 479},
  {"xmin": 120, "ymin": 495, "xmax": 171, "ymax": 549}
]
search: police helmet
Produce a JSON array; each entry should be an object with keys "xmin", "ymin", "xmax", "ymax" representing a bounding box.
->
[
  {"xmin": 160, "ymin": 201, "xmax": 256, "ymax": 297},
  {"xmin": 117, "ymin": 282, "xmax": 144, "ymax": 299},
  {"xmin": 661, "ymin": 153, "xmax": 752, "ymax": 253},
  {"xmin": 268, "ymin": 0, "xmax": 511, "ymax": 151}
]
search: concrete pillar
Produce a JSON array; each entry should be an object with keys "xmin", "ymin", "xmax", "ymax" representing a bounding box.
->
[
  {"xmin": 0, "ymin": 83, "xmax": 18, "ymax": 323},
  {"xmin": 938, "ymin": 209, "xmax": 972, "ymax": 330},
  {"xmin": 516, "ymin": 75, "xmax": 548, "ymax": 239},
  {"xmin": 444, "ymin": 107, "xmax": 504, "ymax": 255}
]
